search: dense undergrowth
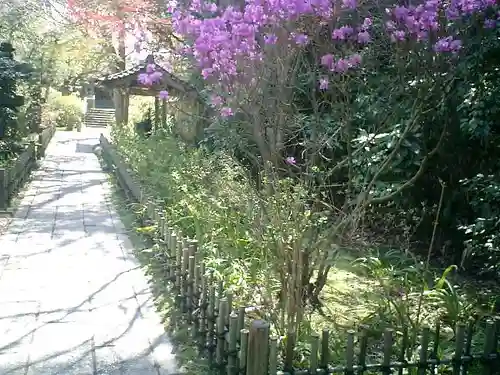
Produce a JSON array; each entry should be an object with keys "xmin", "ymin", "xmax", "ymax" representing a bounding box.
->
[{"xmin": 111, "ymin": 122, "xmax": 499, "ymax": 372}]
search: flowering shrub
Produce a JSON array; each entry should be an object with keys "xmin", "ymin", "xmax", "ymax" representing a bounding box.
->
[
  {"xmin": 167, "ymin": 0, "xmax": 498, "ymax": 115},
  {"xmin": 133, "ymin": 0, "xmax": 499, "ymax": 177},
  {"xmin": 124, "ymin": 0, "xmax": 500, "ymax": 302}
]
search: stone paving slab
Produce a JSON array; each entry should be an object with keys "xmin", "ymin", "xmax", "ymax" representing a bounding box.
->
[{"xmin": 0, "ymin": 129, "xmax": 177, "ymax": 374}]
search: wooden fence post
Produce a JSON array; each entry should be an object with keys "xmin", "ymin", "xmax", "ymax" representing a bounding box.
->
[
  {"xmin": 0, "ymin": 168, "xmax": 7, "ymax": 210},
  {"xmin": 246, "ymin": 320, "xmax": 270, "ymax": 375},
  {"xmin": 37, "ymin": 133, "xmax": 43, "ymax": 159}
]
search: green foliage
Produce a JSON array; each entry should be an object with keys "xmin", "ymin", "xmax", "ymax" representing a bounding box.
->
[
  {"xmin": 267, "ymin": 20, "xmax": 500, "ymax": 280},
  {"xmin": 45, "ymin": 94, "xmax": 83, "ymax": 131},
  {"xmin": 0, "ymin": 139, "xmax": 24, "ymax": 166},
  {"xmin": 0, "ymin": 42, "xmax": 27, "ymax": 165},
  {"xmin": 0, "ymin": 44, "xmax": 24, "ymax": 140},
  {"xmin": 458, "ymin": 174, "xmax": 500, "ymax": 277},
  {"xmin": 106, "ymin": 6, "xmax": 500, "ymax": 372},
  {"xmin": 110, "ymin": 121, "xmax": 498, "ymax": 375},
  {"xmin": 111, "ymin": 124, "xmax": 337, "ymax": 324},
  {"xmin": 112, "ymin": 124, "xmax": 269, "ymax": 305}
]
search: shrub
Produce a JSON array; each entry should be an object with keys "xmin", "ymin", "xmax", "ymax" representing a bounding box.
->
[
  {"xmin": 458, "ymin": 174, "xmax": 500, "ymax": 277},
  {"xmin": 0, "ymin": 139, "xmax": 25, "ymax": 166},
  {"xmin": 44, "ymin": 94, "xmax": 83, "ymax": 131},
  {"xmin": 111, "ymin": 124, "xmax": 336, "ymax": 333}
]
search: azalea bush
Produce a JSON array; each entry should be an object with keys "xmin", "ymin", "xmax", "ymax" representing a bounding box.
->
[{"xmin": 107, "ymin": 0, "xmax": 500, "ymax": 346}]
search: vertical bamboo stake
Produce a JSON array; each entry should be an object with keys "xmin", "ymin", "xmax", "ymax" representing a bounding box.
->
[
  {"xmin": 216, "ymin": 298, "xmax": 228, "ymax": 367},
  {"xmin": 207, "ymin": 283, "xmax": 217, "ymax": 363},
  {"xmin": 494, "ymin": 318, "xmax": 499, "ymax": 350},
  {"xmin": 398, "ymin": 326, "xmax": 409, "ymax": 375},
  {"xmin": 163, "ymin": 225, "xmax": 170, "ymax": 246},
  {"xmin": 452, "ymin": 323, "xmax": 466, "ymax": 375},
  {"xmin": 194, "ymin": 253, "xmax": 202, "ymax": 284},
  {"xmin": 199, "ymin": 266, "xmax": 208, "ymax": 343},
  {"xmin": 198, "ymin": 271, "xmax": 208, "ymax": 349},
  {"xmin": 194, "ymin": 261, "xmax": 202, "ymax": 311},
  {"xmin": 194, "ymin": 260, "xmax": 201, "ymax": 291},
  {"xmin": 226, "ymin": 292, "xmax": 233, "ymax": 327},
  {"xmin": 163, "ymin": 223, "xmax": 174, "ymax": 247},
  {"xmin": 191, "ymin": 246, "xmax": 200, "ymax": 331},
  {"xmin": 181, "ymin": 247, "xmax": 189, "ymax": 313},
  {"xmin": 358, "ymin": 326, "xmax": 368, "ymax": 375},
  {"xmin": 149, "ymin": 200, "xmax": 154, "ymax": 219},
  {"xmin": 146, "ymin": 200, "xmax": 154, "ymax": 222},
  {"xmin": 462, "ymin": 319, "xmax": 474, "ymax": 375},
  {"xmin": 175, "ymin": 236, "xmax": 183, "ymax": 290},
  {"xmin": 309, "ymin": 332, "xmax": 320, "ymax": 375},
  {"xmin": 227, "ymin": 312, "xmax": 239, "ymax": 375},
  {"xmin": 163, "ymin": 226, "xmax": 171, "ymax": 277},
  {"xmin": 346, "ymin": 330, "xmax": 355, "ymax": 374},
  {"xmin": 246, "ymin": 320, "xmax": 270, "ymax": 375},
  {"xmin": 269, "ymin": 336, "xmax": 278, "ymax": 375},
  {"xmin": 158, "ymin": 215, "xmax": 165, "ymax": 238},
  {"xmin": 240, "ymin": 329, "xmax": 249, "ymax": 375},
  {"xmin": 482, "ymin": 320, "xmax": 496, "ymax": 375},
  {"xmin": 237, "ymin": 307, "xmax": 245, "ymax": 341},
  {"xmin": 284, "ymin": 331, "xmax": 295, "ymax": 374},
  {"xmin": 417, "ymin": 326, "xmax": 430, "ymax": 375},
  {"xmin": 320, "ymin": 329, "xmax": 329, "ymax": 370},
  {"xmin": 189, "ymin": 239, "xmax": 198, "ymax": 255},
  {"xmin": 169, "ymin": 232, "xmax": 177, "ymax": 281},
  {"xmin": 153, "ymin": 200, "xmax": 161, "ymax": 223},
  {"xmin": 188, "ymin": 255, "xmax": 196, "ymax": 325},
  {"xmin": 216, "ymin": 280, "xmax": 224, "ymax": 310},
  {"xmin": 200, "ymin": 262, "xmax": 206, "ymax": 294},
  {"xmin": 382, "ymin": 329, "xmax": 393, "ymax": 375}
]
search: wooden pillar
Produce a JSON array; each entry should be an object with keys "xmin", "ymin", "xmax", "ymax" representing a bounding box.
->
[
  {"xmin": 154, "ymin": 96, "xmax": 160, "ymax": 132},
  {"xmin": 161, "ymin": 99, "xmax": 167, "ymax": 128}
]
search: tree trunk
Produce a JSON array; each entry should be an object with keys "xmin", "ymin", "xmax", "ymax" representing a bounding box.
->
[{"xmin": 112, "ymin": 1, "xmax": 129, "ymax": 126}]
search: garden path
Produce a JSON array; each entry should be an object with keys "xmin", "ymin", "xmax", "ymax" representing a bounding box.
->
[{"xmin": 0, "ymin": 128, "xmax": 177, "ymax": 374}]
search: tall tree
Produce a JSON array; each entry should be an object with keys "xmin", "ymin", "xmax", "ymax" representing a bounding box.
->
[{"xmin": 67, "ymin": 0, "xmax": 178, "ymax": 124}]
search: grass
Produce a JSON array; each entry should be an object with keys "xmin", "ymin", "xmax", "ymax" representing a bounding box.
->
[{"xmin": 319, "ymin": 262, "xmax": 379, "ymax": 326}]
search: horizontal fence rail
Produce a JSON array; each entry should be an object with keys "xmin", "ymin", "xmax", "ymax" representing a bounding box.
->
[
  {"xmin": 37, "ymin": 125, "xmax": 56, "ymax": 159},
  {"xmin": 99, "ymin": 134, "xmax": 500, "ymax": 375},
  {"xmin": 0, "ymin": 125, "xmax": 56, "ymax": 210},
  {"xmin": 0, "ymin": 143, "xmax": 36, "ymax": 210}
]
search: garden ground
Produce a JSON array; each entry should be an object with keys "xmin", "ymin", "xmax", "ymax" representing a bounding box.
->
[{"xmin": 107, "ymin": 127, "xmax": 499, "ymax": 372}]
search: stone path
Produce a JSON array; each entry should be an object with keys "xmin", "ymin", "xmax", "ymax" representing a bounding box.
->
[{"xmin": 0, "ymin": 129, "xmax": 177, "ymax": 374}]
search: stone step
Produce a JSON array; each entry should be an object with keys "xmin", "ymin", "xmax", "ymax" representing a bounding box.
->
[
  {"xmin": 84, "ymin": 109, "xmax": 115, "ymax": 127},
  {"xmin": 84, "ymin": 118, "xmax": 114, "ymax": 121},
  {"xmin": 84, "ymin": 118, "xmax": 114, "ymax": 122}
]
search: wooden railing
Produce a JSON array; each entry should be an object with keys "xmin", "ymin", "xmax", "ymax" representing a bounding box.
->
[
  {"xmin": 0, "ymin": 143, "xmax": 36, "ymax": 210},
  {"xmin": 0, "ymin": 125, "xmax": 56, "ymax": 210}
]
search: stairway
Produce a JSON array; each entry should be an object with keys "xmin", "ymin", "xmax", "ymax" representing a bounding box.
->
[{"xmin": 84, "ymin": 108, "xmax": 115, "ymax": 128}]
